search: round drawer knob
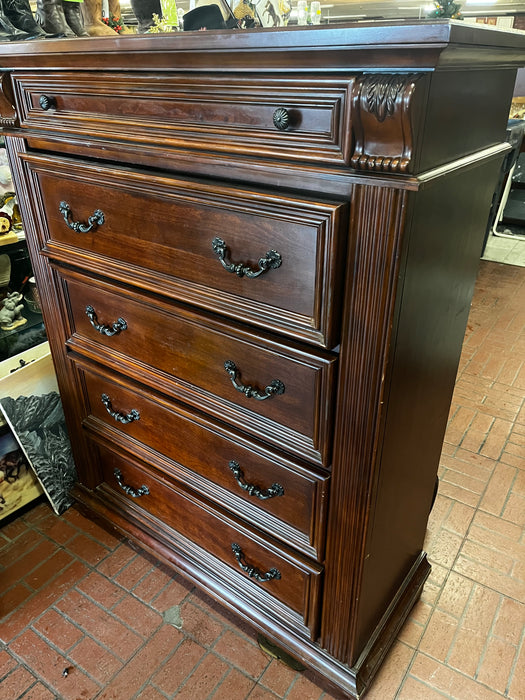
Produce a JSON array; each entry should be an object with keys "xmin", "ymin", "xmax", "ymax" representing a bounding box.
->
[
  {"xmin": 273, "ymin": 107, "xmax": 290, "ymax": 131},
  {"xmin": 39, "ymin": 94, "xmax": 56, "ymax": 111}
]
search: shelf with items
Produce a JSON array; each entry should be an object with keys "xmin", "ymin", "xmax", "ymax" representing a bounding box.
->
[
  {"xmin": 1, "ymin": 140, "xmax": 47, "ymax": 363},
  {"xmin": 0, "ymin": 139, "xmax": 54, "ymax": 521},
  {"xmin": 0, "ymin": 237, "xmax": 69, "ymax": 520},
  {"xmin": 0, "ymin": 344, "xmax": 77, "ymax": 521},
  {"xmin": 0, "ymin": 342, "xmax": 52, "ymax": 521},
  {"xmin": 0, "ymin": 239, "xmax": 47, "ymax": 363}
]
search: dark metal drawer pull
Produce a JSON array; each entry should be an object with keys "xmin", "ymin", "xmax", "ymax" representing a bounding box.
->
[
  {"xmin": 85, "ymin": 305, "xmax": 127, "ymax": 336},
  {"xmin": 273, "ymin": 107, "xmax": 290, "ymax": 131},
  {"xmin": 39, "ymin": 94, "xmax": 56, "ymax": 111},
  {"xmin": 229, "ymin": 460, "xmax": 284, "ymax": 500},
  {"xmin": 114, "ymin": 468, "xmax": 149, "ymax": 498},
  {"xmin": 212, "ymin": 237, "xmax": 281, "ymax": 278},
  {"xmin": 224, "ymin": 361, "xmax": 285, "ymax": 401},
  {"xmin": 231, "ymin": 543, "xmax": 281, "ymax": 582},
  {"xmin": 59, "ymin": 201, "xmax": 105, "ymax": 233},
  {"xmin": 101, "ymin": 393, "xmax": 140, "ymax": 424}
]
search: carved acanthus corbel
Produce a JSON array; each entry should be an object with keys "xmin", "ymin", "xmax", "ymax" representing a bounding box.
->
[
  {"xmin": 351, "ymin": 73, "xmax": 422, "ymax": 174},
  {"xmin": 0, "ymin": 72, "xmax": 18, "ymax": 127}
]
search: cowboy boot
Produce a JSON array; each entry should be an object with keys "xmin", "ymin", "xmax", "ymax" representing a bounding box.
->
[
  {"xmin": 81, "ymin": 0, "xmax": 115, "ymax": 34},
  {"xmin": 108, "ymin": 0, "xmax": 132, "ymax": 32},
  {"xmin": 3, "ymin": 0, "xmax": 63, "ymax": 36},
  {"xmin": 129, "ymin": 0, "xmax": 160, "ymax": 32},
  {"xmin": 0, "ymin": 0, "xmax": 37, "ymax": 37},
  {"xmin": 62, "ymin": 0, "xmax": 88, "ymax": 35},
  {"xmin": 35, "ymin": 0, "xmax": 75, "ymax": 34},
  {"xmin": 0, "ymin": 24, "xmax": 19, "ymax": 38}
]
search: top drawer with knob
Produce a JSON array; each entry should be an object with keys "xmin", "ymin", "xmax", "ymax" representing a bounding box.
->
[{"xmin": 12, "ymin": 72, "xmax": 355, "ymax": 166}]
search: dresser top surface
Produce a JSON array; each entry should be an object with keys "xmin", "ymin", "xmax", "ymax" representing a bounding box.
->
[{"xmin": 0, "ymin": 20, "xmax": 524, "ymax": 71}]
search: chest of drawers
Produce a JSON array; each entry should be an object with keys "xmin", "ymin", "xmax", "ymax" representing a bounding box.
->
[{"xmin": 1, "ymin": 22, "xmax": 523, "ymax": 698}]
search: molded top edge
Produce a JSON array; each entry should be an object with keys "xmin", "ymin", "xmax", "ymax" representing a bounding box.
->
[{"xmin": 0, "ymin": 20, "xmax": 523, "ymax": 72}]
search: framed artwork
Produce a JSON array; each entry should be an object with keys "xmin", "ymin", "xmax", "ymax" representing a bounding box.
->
[{"xmin": 0, "ymin": 346, "xmax": 76, "ymax": 516}]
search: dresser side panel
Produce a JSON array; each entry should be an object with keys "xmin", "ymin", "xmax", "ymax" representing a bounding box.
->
[
  {"xmin": 416, "ymin": 68, "xmax": 517, "ymax": 174},
  {"xmin": 353, "ymin": 153, "xmax": 505, "ymax": 658}
]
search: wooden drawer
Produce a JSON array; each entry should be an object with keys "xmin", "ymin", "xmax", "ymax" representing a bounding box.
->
[
  {"xmin": 96, "ymin": 444, "xmax": 323, "ymax": 636},
  {"xmin": 61, "ymin": 271, "xmax": 337, "ymax": 466},
  {"xmin": 75, "ymin": 360, "xmax": 328, "ymax": 560},
  {"xmin": 14, "ymin": 72, "xmax": 354, "ymax": 166},
  {"xmin": 24, "ymin": 153, "xmax": 346, "ymax": 348}
]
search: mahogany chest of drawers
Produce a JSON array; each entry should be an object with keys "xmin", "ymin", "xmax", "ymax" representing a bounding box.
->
[{"xmin": 1, "ymin": 21, "xmax": 523, "ymax": 698}]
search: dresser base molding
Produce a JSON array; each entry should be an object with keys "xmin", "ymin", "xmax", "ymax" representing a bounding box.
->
[{"xmin": 72, "ymin": 483, "xmax": 430, "ymax": 699}]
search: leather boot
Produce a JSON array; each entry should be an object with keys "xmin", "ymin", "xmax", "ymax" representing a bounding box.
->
[
  {"xmin": 129, "ymin": 0, "xmax": 160, "ymax": 32},
  {"xmin": 0, "ymin": 0, "xmax": 37, "ymax": 37},
  {"xmin": 35, "ymin": 0, "xmax": 75, "ymax": 35},
  {"xmin": 108, "ymin": 0, "xmax": 132, "ymax": 32},
  {"xmin": 3, "ymin": 0, "xmax": 63, "ymax": 37},
  {"xmin": 81, "ymin": 0, "xmax": 115, "ymax": 35},
  {"xmin": 62, "ymin": 0, "xmax": 88, "ymax": 35},
  {"xmin": 0, "ymin": 23, "xmax": 18, "ymax": 38}
]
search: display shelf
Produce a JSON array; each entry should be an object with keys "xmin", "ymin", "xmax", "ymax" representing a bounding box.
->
[
  {"xmin": 0, "ymin": 315, "xmax": 46, "ymax": 362},
  {"xmin": 0, "ymin": 235, "xmax": 46, "ymax": 362}
]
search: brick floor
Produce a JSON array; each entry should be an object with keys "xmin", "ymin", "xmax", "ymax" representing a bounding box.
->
[{"xmin": 0, "ymin": 259, "xmax": 523, "ymax": 700}]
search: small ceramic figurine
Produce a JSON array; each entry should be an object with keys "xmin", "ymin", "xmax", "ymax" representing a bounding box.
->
[
  {"xmin": 0, "ymin": 291, "xmax": 27, "ymax": 331},
  {"xmin": 0, "ymin": 211, "xmax": 12, "ymax": 235}
]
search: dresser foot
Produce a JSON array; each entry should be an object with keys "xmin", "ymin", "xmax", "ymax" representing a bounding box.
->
[{"xmin": 257, "ymin": 634, "xmax": 306, "ymax": 672}]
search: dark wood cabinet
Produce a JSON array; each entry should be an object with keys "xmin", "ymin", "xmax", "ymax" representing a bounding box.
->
[{"xmin": 1, "ymin": 22, "xmax": 523, "ymax": 698}]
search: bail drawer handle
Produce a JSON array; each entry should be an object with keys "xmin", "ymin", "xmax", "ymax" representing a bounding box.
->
[
  {"xmin": 85, "ymin": 305, "xmax": 127, "ymax": 336},
  {"xmin": 212, "ymin": 237, "xmax": 281, "ymax": 279},
  {"xmin": 113, "ymin": 468, "xmax": 149, "ymax": 498},
  {"xmin": 101, "ymin": 393, "xmax": 140, "ymax": 424},
  {"xmin": 231, "ymin": 543, "xmax": 281, "ymax": 583},
  {"xmin": 224, "ymin": 360, "xmax": 285, "ymax": 401},
  {"xmin": 229, "ymin": 460, "xmax": 284, "ymax": 500},
  {"xmin": 59, "ymin": 201, "xmax": 105, "ymax": 233}
]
